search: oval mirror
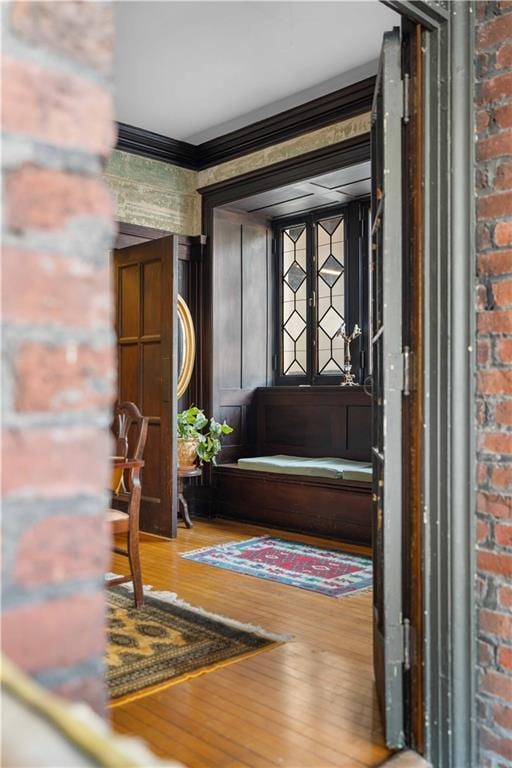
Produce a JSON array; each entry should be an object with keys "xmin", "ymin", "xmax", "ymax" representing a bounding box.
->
[{"xmin": 177, "ymin": 294, "xmax": 195, "ymax": 399}]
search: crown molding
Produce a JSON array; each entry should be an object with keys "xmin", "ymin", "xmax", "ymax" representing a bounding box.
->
[
  {"xmin": 115, "ymin": 76, "xmax": 375, "ymax": 172},
  {"xmin": 116, "ymin": 122, "xmax": 199, "ymax": 169}
]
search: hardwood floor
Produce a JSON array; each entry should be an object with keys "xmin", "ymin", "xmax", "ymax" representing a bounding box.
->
[{"xmin": 111, "ymin": 519, "xmax": 390, "ymax": 768}]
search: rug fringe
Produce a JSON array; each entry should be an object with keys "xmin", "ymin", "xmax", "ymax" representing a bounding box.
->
[{"xmin": 107, "ymin": 574, "xmax": 292, "ymax": 643}]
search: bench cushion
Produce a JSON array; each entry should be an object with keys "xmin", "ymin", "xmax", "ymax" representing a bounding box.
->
[{"xmin": 237, "ymin": 455, "xmax": 372, "ymax": 482}]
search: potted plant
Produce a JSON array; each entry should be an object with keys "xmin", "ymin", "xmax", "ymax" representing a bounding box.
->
[{"xmin": 177, "ymin": 406, "xmax": 233, "ymax": 470}]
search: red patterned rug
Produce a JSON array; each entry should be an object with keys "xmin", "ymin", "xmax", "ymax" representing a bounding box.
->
[{"xmin": 182, "ymin": 536, "xmax": 372, "ymax": 597}]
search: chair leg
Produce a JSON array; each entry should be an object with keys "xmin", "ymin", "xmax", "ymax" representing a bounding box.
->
[{"xmin": 127, "ymin": 530, "xmax": 144, "ymax": 607}]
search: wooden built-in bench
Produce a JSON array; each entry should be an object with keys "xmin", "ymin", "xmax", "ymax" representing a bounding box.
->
[{"xmin": 213, "ymin": 386, "xmax": 372, "ymax": 546}]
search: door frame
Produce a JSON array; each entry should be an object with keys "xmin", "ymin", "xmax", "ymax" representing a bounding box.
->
[
  {"xmin": 198, "ymin": 3, "xmax": 476, "ymax": 764},
  {"xmin": 384, "ymin": 3, "xmax": 476, "ymax": 767}
]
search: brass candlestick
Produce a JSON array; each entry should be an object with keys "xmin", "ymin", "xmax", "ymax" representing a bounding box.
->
[{"xmin": 335, "ymin": 322, "xmax": 362, "ymax": 386}]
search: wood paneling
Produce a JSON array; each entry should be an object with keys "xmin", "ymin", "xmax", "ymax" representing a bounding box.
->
[
  {"xmin": 214, "ymin": 467, "xmax": 372, "ymax": 544},
  {"xmin": 214, "ymin": 386, "xmax": 372, "ymax": 543},
  {"xmin": 212, "ymin": 209, "xmax": 272, "ymax": 462},
  {"xmin": 111, "ymin": 519, "xmax": 389, "ymax": 768},
  {"xmin": 256, "ymin": 386, "xmax": 371, "ymax": 460}
]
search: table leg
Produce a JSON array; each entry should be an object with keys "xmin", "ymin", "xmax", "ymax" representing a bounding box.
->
[{"xmin": 178, "ymin": 477, "xmax": 193, "ymax": 528}]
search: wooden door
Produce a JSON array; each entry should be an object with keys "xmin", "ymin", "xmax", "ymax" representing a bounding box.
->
[
  {"xmin": 212, "ymin": 208, "xmax": 272, "ymax": 462},
  {"xmin": 371, "ymin": 27, "xmax": 406, "ymax": 748},
  {"xmin": 113, "ymin": 236, "xmax": 178, "ymax": 537}
]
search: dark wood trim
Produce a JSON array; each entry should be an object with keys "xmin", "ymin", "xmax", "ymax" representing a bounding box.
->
[
  {"xmin": 198, "ymin": 76, "xmax": 375, "ymax": 168},
  {"xmin": 116, "ymin": 122, "xmax": 198, "ymax": 170},
  {"xmin": 198, "ymin": 133, "xmax": 371, "ymax": 205},
  {"xmin": 115, "ymin": 77, "xmax": 374, "ymax": 171}
]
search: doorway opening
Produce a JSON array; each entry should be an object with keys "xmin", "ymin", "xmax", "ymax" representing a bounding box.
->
[{"xmin": 105, "ymin": 4, "xmax": 472, "ymax": 765}]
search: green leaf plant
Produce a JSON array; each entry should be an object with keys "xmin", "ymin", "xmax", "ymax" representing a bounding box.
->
[{"xmin": 177, "ymin": 406, "xmax": 233, "ymax": 465}]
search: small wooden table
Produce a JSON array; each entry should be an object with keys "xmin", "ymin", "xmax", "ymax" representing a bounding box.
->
[{"xmin": 178, "ymin": 466, "xmax": 202, "ymax": 528}]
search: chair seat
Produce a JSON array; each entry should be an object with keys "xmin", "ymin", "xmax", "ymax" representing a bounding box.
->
[{"xmin": 107, "ymin": 508, "xmax": 129, "ymax": 533}]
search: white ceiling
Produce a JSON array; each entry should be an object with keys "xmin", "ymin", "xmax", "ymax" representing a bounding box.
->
[{"xmin": 114, "ymin": 1, "xmax": 398, "ymax": 143}]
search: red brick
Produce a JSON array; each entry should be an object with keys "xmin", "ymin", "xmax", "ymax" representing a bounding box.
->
[
  {"xmin": 478, "ymin": 340, "xmax": 491, "ymax": 366},
  {"xmin": 494, "ymin": 279, "xmax": 512, "ymax": 306},
  {"xmin": 478, "ymin": 492, "xmax": 512, "ymax": 518},
  {"xmin": 479, "ymin": 249, "xmax": 512, "ymax": 272},
  {"xmin": 481, "ymin": 432, "xmax": 512, "ymax": 454},
  {"xmin": 478, "ymin": 369, "xmax": 512, "ymax": 396},
  {"xmin": 2, "ymin": 247, "xmax": 111, "ymax": 329},
  {"xmin": 478, "ymin": 132, "xmax": 512, "ymax": 162},
  {"xmin": 481, "ymin": 726, "xmax": 512, "ymax": 762},
  {"xmin": 499, "ymin": 648, "xmax": 512, "ymax": 675},
  {"xmin": 497, "ymin": 162, "xmax": 512, "ymax": 191},
  {"xmin": 480, "ymin": 609, "xmax": 512, "ymax": 639},
  {"xmin": 478, "ymin": 223, "xmax": 492, "ymax": 250},
  {"xmin": 496, "ymin": 522, "xmax": 512, "ymax": 547},
  {"xmin": 480, "ymin": 639, "xmax": 495, "ymax": 667},
  {"xmin": 479, "ymin": 462, "xmax": 490, "ymax": 485},
  {"xmin": 497, "ymin": 338, "xmax": 512, "ymax": 363},
  {"xmin": 6, "ymin": 166, "xmax": 113, "ymax": 231},
  {"xmin": 498, "ymin": 43, "xmax": 512, "ymax": 69},
  {"xmin": 491, "ymin": 463, "xmax": 512, "ymax": 488},
  {"xmin": 479, "ymin": 15, "xmax": 512, "ymax": 52},
  {"xmin": 478, "ymin": 191, "xmax": 512, "ymax": 220},
  {"xmin": 494, "ymin": 221, "xmax": 512, "ymax": 248},
  {"xmin": 1, "ymin": 592, "xmax": 105, "ymax": 673},
  {"xmin": 478, "ymin": 518, "xmax": 490, "ymax": 544},
  {"xmin": 497, "ymin": 103, "xmax": 512, "ymax": 129},
  {"xmin": 478, "ymin": 550, "xmax": 512, "ymax": 579},
  {"xmin": 498, "ymin": 584, "xmax": 512, "ymax": 609},
  {"xmin": 494, "ymin": 703, "xmax": 512, "ymax": 732},
  {"xmin": 14, "ymin": 513, "xmax": 109, "ymax": 587},
  {"xmin": 14, "ymin": 343, "xmax": 115, "ymax": 412},
  {"xmin": 10, "ymin": 1, "xmax": 114, "ymax": 75},
  {"xmin": 2, "ymin": 427, "xmax": 112, "ymax": 498},
  {"xmin": 1, "ymin": 57, "xmax": 114, "ymax": 156},
  {"xmin": 480, "ymin": 669, "xmax": 512, "ymax": 701},
  {"xmin": 478, "ymin": 310, "xmax": 512, "ymax": 333},
  {"xmin": 477, "ymin": 109, "xmax": 491, "ymax": 132},
  {"xmin": 496, "ymin": 400, "xmax": 512, "ymax": 425}
]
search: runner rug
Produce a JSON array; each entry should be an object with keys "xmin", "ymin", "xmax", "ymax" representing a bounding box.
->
[
  {"xmin": 106, "ymin": 584, "xmax": 286, "ymax": 705},
  {"xmin": 181, "ymin": 536, "xmax": 373, "ymax": 598}
]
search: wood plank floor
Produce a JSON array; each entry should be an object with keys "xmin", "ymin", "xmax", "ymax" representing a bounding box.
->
[{"xmin": 111, "ymin": 519, "xmax": 390, "ymax": 768}]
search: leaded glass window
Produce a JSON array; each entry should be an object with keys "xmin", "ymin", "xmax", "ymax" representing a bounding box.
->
[
  {"xmin": 316, "ymin": 215, "xmax": 345, "ymax": 374},
  {"xmin": 282, "ymin": 224, "xmax": 307, "ymax": 375},
  {"xmin": 274, "ymin": 201, "xmax": 369, "ymax": 385}
]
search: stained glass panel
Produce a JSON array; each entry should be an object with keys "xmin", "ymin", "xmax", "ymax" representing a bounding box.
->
[
  {"xmin": 316, "ymin": 215, "xmax": 345, "ymax": 374},
  {"xmin": 281, "ymin": 224, "xmax": 308, "ymax": 376}
]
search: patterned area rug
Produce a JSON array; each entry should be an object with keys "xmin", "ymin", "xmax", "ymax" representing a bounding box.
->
[
  {"xmin": 182, "ymin": 536, "xmax": 373, "ymax": 598},
  {"xmin": 106, "ymin": 585, "xmax": 285, "ymax": 704}
]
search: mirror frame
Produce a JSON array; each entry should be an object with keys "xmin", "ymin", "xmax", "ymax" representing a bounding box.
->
[{"xmin": 177, "ymin": 294, "xmax": 196, "ymax": 399}]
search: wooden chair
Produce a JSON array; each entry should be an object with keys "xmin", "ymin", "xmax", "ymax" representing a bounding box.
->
[{"xmin": 106, "ymin": 402, "xmax": 149, "ymax": 607}]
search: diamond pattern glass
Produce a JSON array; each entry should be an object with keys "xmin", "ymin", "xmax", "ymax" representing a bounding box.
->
[
  {"xmin": 281, "ymin": 224, "xmax": 308, "ymax": 377},
  {"xmin": 316, "ymin": 215, "xmax": 345, "ymax": 374}
]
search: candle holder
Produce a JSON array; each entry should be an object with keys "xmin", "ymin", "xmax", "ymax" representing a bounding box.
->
[{"xmin": 335, "ymin": 322, "xmax": 362, "ymax": 386}]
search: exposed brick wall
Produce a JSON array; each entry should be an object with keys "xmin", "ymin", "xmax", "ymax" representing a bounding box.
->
[
  {"xmin": 476, "ymin": 2, "xmax": 512, "ymax": 766},
  {"xmin": 1, "ymin": 1, "xmax": 116, "ymax": 713}
]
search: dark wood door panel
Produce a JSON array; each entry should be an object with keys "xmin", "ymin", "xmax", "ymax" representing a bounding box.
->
[
  {"xmin": 114, "ymin": 236, "xmax": 177, "ymax": 537},
  {"xmin": 119, "ymin": 263, "xmax": 139, "ymax": 337},
  {"xmin": 142, "ymin": 259, "xmax": 161, "ymax": 336}
]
